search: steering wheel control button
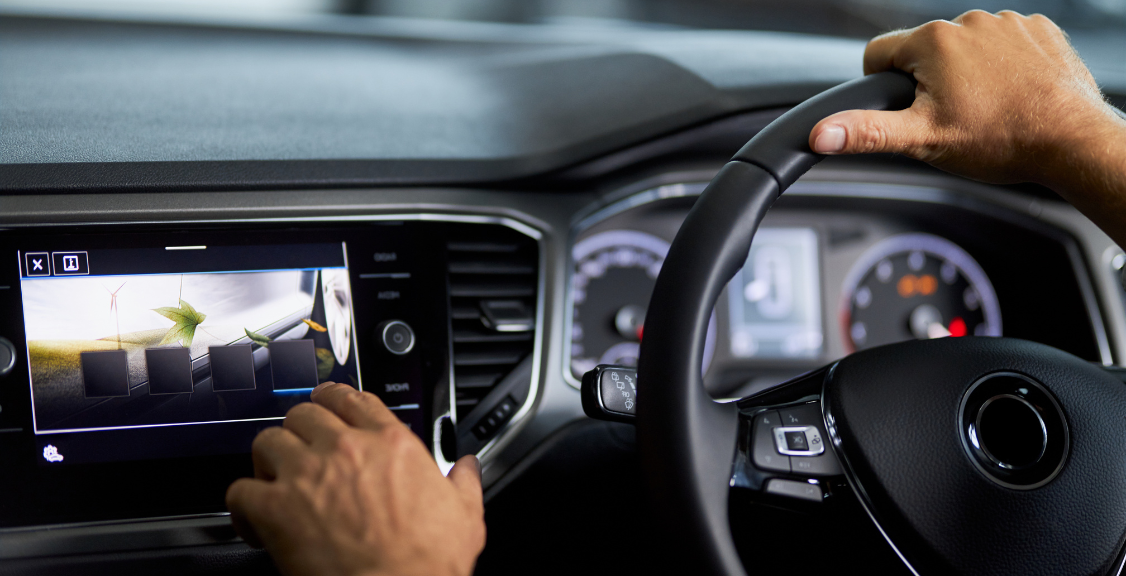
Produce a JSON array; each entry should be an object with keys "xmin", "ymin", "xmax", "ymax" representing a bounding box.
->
[
  {"xmin": 0, "ymin": 337, "xmax": 16, "ymax": 377},
  {"xmin": 784, "ymin": 430, "xmax": 808, "ymax": 451},
  {"xmin": 580, "ymin": 365, "xmax": 638, "ymax": 424},
  {"xmin": 378, "ymin": 320, "xmax": 415, "ymax": 355},
  {"xmin": 765, "ymin": 479, "xmax": 822, "ymax": 503},
  {"xmin": 752, "ymin": 411, "xmax": 790, "ymax": 473},
  {"xmin": 773, "ymin": 426, "xmax": 823, "ymax": 456},
  {"xmin": 774, "ymin": 402, "xmax": 842, "ymax": 476},
  {"xmin": 959, "ymin": 372, "xmax": 1069, "ymax": 490}
]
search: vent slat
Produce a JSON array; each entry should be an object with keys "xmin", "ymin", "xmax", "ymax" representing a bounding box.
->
[
  {"xmin": 454, "ymin": 330, "xmax": 533, "ymax": 344},
  {"xmin": 451, "ymin": 306, "xmax": 481, "ymax": 320},
  {"xmin": 448, "ymin": 262, "xmax": 535, "ymax": 275},
  {"xmin": 449, "ymin": 285, "xmax": 535, "ymax": 298},
  {"xmin": 448, "ymin": 242, "xmax": 519, "ymax": 253},
  {"xmin": 454, "ymin": 351, "xmax": 525, "ymax": 366},
  {"xmin": 455, "ymin": 373, "xmax": 502, "ymax": 389},
  {"xmin": 449, "ymin": 228, "xmax": 537, "ymax": 424}
]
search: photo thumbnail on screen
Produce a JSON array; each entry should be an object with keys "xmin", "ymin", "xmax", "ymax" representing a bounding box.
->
[{"xmin": 19, "ymin": 243, "xmax": 359, "ymax": 435}]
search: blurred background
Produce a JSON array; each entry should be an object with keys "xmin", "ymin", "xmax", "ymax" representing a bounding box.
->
[{"xmin": 1, "ymin": 0, "xmax": 1124, "ymax": 37}]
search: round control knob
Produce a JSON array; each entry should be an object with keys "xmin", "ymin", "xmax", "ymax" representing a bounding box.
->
[
  {"xmin": 378, "ymin": 321, "xmax": 415, "ymax": 355},
  {"xmin": 0, "ymin": 337, "xmax": 16, "ymax": 377}
]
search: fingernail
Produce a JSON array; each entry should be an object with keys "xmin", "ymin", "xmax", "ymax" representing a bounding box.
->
[
  {"xmin": 813, "ymin": 124, "xmax": 846, "ymax": 154},
  {"xmin": 311, "ymin": 381, "xmax": 335, "ymax": 397},
  {"xmin": 471, "ymin": 455, "xmax": 482, "ymax": 479}
]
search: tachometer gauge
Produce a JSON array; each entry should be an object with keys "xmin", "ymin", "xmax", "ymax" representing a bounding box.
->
[
  {"xmin": 569, "ymin": 230, "xmax": 714, "ymax": 381},
  {"xmin": 840, "ymin": 233, "xmax": 1001, "ymax": 352}
]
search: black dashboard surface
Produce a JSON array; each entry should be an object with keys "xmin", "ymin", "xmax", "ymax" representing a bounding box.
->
[{"xmin": 0, "ymin": 12, "xmax": 864, "ymax": 191}]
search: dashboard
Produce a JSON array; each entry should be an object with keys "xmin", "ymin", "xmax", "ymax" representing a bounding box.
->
[{"xmin": 3, "ymin": 9, "xmax": 1126, "ymax": 576}]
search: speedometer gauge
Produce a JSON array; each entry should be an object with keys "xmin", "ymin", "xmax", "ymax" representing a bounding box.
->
[
  {"xmin": 569, "ymin": 230, "xmax": 714, "ymax": 381},
  {"xmin": 841, "ymin": 233, "xmax": 1001, "ymax": 352}
]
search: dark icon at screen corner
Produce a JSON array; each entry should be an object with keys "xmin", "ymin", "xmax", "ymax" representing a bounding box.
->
[{"xmin": 51, "ymin": 251, "xmax": 90, "ymax": 276}]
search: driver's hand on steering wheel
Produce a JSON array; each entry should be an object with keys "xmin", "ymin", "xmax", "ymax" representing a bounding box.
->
[
  {"xmin": 809, "ymin": 10, "xmax": 1126, "ymax": 247},
  {"xmin": 225, "ymin": 383, "xmax": 486, "ymax": 576}
]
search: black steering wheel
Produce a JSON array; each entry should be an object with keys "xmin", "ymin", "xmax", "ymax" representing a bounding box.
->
[{"xmin": 636, "ymin": 72, "xmax": 1126, "ymax": 575}]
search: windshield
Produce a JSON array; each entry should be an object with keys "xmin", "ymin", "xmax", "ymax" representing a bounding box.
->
[{"xmin": 3, "ymin": 0, "xmax": 1124, "ymax": 37}]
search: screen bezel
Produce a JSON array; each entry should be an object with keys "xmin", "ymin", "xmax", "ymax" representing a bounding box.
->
[{"xmin": 0, "ymin": 221, "xmax": 454, "ymax": 528}]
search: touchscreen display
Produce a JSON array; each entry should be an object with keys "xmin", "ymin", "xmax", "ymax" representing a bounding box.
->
[
  {"xmin": 18, "ymin": 243, "xmax": 360, "ymax": 464},
  {"xmin": 727, "ymin": 228, "xmax": 823, "ymax": 359}
]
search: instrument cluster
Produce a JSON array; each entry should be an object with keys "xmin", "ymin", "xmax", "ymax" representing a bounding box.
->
[{"xmin": 564, "ymin": 182, "xmax": 1105, "ymax": 397}]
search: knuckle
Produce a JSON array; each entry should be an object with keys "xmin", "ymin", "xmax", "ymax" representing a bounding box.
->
[
  {"xmin": 850, "ymin": 121, "xmax": 894, "ymax": 154},
  {"xmin": 331, "ymin": 429, "xmax": 367, "ymax": 460},
  {"xmin": 226, "ymin": 479, "xmax": 258, "ymax": 508},
  {"xmin": 252, "ymin": 425, "xmax": 286, "ymax": 446},
  {"xmin": 960, "ymin": 8, "xmax": 990, "ymax": 21},
  {"xmin": 915, "ymin": 20, "xmax": 955, "ymax": 50},
  {"xmin": 293, "ymin": 452, "xmax": 322, "ymax": 477},
  {"xmin": 381, "ymin": 425, "xmax": 419, "ymax": 459},
  {"xmin": 284, "ymin": 401, "xmax": 318, "ymax": 420}
]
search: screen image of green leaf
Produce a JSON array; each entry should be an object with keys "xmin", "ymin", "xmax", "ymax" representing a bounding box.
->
[
  {"xmin": 244, "ymin": 327, "xmax": 272, "ymax": 347},
  {"xmin": 244, "ymin": 328, "xmax": 336, "ymax": 381},
  {"xmin": 315, "ymin": 347, "xmax": 334, "ymax": 381},
  {"xmin": 153, "ymin": 299, "xmax": 207, "ymax": 347}
]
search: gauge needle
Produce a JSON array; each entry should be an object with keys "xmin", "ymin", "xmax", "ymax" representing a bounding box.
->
[
  {"xmin": 615, "ymin": 304, "xmax": 647, "ymax": 341},
  {"xmin": 910, "ymin": 304, "xmax": 949, "ymax": 340}
]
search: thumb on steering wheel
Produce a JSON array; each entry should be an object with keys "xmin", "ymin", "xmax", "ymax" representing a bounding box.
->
[{"xmin": 809, "ymin": 108, "xmax": 931, "ymax": 156}]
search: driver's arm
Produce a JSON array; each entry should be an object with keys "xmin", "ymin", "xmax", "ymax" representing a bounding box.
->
[
  {"xmin": 808, "ymin": 10, "xmax": 1126, "ymax": 247},
  {"xmin": 225, "ymin": 383, "xmax": 486, "ymax": 576}
]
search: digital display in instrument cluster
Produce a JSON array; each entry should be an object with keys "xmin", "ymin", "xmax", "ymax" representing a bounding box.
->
[{"xmin": 726, "ymin": 228, "xmax": 823, "ymax": 359}]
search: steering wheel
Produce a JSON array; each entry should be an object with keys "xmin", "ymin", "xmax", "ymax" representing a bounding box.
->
[{"xmin": 635, "ymin": 72, "xmax": 1126, "ymax": 575}]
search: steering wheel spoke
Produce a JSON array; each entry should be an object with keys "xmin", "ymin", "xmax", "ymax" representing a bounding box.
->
[{"xmin": 730, "ymin": 366, "xmax": 845, "ymax": 500}]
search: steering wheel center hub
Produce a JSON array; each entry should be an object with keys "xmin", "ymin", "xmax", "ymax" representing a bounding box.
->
[
  {"xmin": 959, "ymin": 372, "xmax": 1068, "ymax": 489},
  {"xmin": 975, "ymin": 394, "xmax": 1046, "ymax": 469}
]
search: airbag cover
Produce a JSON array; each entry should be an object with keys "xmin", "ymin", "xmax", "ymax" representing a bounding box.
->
[{"xmin": 826, "ymin": 337, "xmax": 1126, "ymax": 576}]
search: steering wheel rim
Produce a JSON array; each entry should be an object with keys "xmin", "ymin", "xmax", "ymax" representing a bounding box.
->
[{"xmin": 634, "ymin": 72, "xmax": 918, "ymax": 575}]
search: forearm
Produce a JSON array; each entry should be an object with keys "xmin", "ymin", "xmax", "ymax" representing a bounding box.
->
[{"xmin": 1041, "ymin": 105, "xmax": 1126, "ymax": 248}]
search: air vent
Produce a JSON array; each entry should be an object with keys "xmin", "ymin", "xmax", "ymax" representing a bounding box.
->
[{"xmin": 448, "ymin": 227, "xmax": 538, "ymax": 421}]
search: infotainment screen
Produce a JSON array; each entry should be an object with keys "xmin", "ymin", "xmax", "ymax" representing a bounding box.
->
[{"xmin": 18, "ymin": 243, "xmax": 360, "ymax": 465}]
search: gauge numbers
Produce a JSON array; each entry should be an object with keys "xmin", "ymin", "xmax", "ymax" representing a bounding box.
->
[
  {"xmin": 569, "ymin": 230, "xmax": 715, "ymax": 381},
  {"xmin": 841, "ymin": 233, "xmax": 1001, "ymax": 352}
]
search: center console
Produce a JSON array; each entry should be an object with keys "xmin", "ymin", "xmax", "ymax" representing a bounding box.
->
[{"xmin": 0, "ymin": 215, "xmax": 542, "ymax": 529}]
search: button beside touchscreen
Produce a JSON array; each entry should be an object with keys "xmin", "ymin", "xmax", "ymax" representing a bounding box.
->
[{"xmin": 18, "ymin": 242, "xmax": 361, "ymax": 464}]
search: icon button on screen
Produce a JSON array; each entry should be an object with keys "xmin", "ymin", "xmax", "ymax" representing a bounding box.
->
[
  {"xmin": 25, "ymin": 252, "xmax": 50, "ymax": 277},
  {"xmin": 51, "ymin": 251, "xmax": 90, "ymax": 276}
]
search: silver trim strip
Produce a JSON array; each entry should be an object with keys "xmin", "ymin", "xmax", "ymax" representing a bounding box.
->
[
  {"xmin": 0, "ymin": 512, "xmax": 231, "ymax": 536},
  {"xmin": 462, "ymin": 225, "xmax": 548, "ymax": 460}
]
